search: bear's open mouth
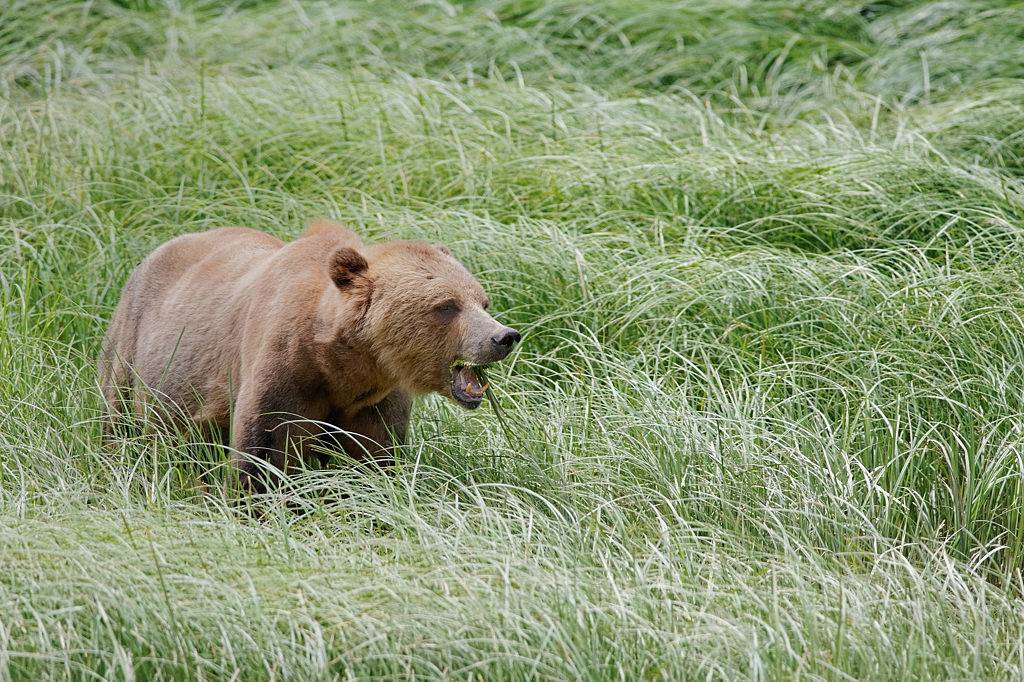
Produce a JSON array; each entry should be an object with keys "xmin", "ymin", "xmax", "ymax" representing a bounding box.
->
[{"xmin": 451, "ymin": 364, "xmax": 489, "ymax": 409}]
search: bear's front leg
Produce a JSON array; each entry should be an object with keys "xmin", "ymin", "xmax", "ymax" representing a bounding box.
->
[
  {"xmin": 322, "ymin": 390, "xmax": 412, "ymax": 468},
  {"xmin": 230, "ymin": 379, "xmax": 325, "ymax": 492}
]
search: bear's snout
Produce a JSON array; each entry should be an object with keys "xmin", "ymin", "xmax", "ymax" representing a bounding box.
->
[{"xmin": 490, "ymin": 328, "xmax": 521, "ymax": 358}]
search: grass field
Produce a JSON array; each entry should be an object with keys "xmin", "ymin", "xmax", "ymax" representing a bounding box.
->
[{"xmin": 4, "ymin": 0, "xmax": 1024, "ymax": 679}]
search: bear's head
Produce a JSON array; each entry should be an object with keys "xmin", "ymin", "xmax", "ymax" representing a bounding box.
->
[{"xmin": 331, "ymin": 241, "xmax": 520, "ymax": 409}]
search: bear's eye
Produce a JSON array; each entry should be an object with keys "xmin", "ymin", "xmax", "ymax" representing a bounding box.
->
[
  {"xmin": 482, "ymin": 300, "xmax": 490, "ymax": 310},
  {"xmin": 434, "ymin": 301, "xmax": 460, "ymax": 317}
]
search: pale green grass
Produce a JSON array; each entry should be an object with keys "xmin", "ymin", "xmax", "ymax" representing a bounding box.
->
[{"xmin": 3, "ymin": 1, "xmax": 1024, "ymax": 679}]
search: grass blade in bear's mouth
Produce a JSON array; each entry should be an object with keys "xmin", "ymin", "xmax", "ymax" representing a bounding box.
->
[{"xmin": 453, "ymin": 365, "xmax": 488, "ymax": 402}]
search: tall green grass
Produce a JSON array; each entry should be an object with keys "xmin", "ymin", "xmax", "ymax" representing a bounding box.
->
[{"xmin": 4, "ymin": 1, "xmax": 1024, "ymax": 679}]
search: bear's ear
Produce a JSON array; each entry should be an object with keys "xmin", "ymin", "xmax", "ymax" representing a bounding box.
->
[
  {"xmin": 435, "ymin": 243, "xmax": 452, "ymax": 256},
  {"xmin": 330, "ymin": 247, "xmax": 368, "ymax": 287}
]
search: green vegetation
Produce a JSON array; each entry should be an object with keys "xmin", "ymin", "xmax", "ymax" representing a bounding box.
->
[{"xmin": 4, "ymin": 0, "xmax": 1024, "ymax": 678}]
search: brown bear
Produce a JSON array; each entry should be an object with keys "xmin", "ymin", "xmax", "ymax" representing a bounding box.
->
[{"xmin": 98, "ymin": 220, "xmax": 520, "ymax": 490}]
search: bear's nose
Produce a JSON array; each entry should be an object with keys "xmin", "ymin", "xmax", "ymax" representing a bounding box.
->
[{"xmin": 491, "ymin": 328, "xmax": 521, "ymax": 349}]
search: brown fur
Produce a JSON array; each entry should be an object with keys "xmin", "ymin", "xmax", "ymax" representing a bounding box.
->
[{"xmin": 98, "ymin": 221, "xmax": 518, "ymax": 490}]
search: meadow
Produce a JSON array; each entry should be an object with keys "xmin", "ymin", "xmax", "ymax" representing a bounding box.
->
[{"xmin": 3, "ymin": 0, "xmax": 1024, "ymax": 678}]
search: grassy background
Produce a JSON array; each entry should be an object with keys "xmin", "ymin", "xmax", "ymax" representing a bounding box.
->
[{"xmin": 4, "ymin": 0, "xmax": 1024, "ymax": 678}]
